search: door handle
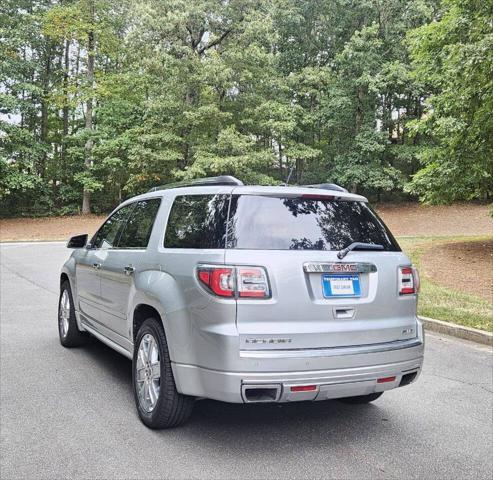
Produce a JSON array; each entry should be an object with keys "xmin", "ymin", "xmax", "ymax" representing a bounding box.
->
[
  {"xmin": 92, "ymin": 263, "xmax": 101, "ymax": 270},
  {"xmin": 124, "ymin": 266, "xmax": 135, "ymax": 276}
]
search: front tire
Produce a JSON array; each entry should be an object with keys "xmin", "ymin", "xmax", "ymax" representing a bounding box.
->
[
  {"xmin": 58, "ymin": 280, "xmax": 86, "ymax": 347},
  {"xmin": 133, "ymin": 318, "xmax": 194, "ymax": 429},
  {"xmin": 338, "ymin": 392, "xmax": 383, "ymax": 404}
]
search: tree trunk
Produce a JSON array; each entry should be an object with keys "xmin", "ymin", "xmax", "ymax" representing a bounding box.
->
[
  {"xmin": 21, "ymin": 47, "xmax": 26, "ymax": 129},
  {"xmin": 82, "ymin": 3, "xmax": 95, "ymax": 215},
  {"xmin": 296, "ymin": 157, "xmax": 303, "ymax": 184},
  {"xmin": 351, "ymin": 85, "xmax": 366, "ymax": 194},
  {"xmin": 355, "ymin": 86, "xmax": 364, "ymax": 133},
  {"xmin": 278, "ymin": 137, "xmax": 283, "ymax": 178},
  {"xmin": 61, "ymin": 39, "xmax": 70, "ymax": 161},
  {"xmin": 39, "ymin": 44, "xmax": 53, "ymax": 178}
]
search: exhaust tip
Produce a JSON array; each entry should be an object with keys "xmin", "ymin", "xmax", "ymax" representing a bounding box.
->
[
  {"xmin": 242, "ymin": 384, "xmax": 281, "ymax": 403},
  {"xmin": 400, "ymin": 371, "xmax": 418, "ymax": 387}
]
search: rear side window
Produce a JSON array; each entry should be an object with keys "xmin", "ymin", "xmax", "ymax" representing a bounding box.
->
[
  {"xmin": 117, "ymin": 199, "xmax": 161, "ymax": 249},
  {"xmin": 164, "ymin": 195, "xmax": 230, "ymax": 248},
  {"xmin": 227, "ymin": 195, "xmax": 400, "ymax": 251}
]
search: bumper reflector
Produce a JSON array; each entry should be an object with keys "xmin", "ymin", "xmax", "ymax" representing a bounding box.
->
[
  {"xmin": 290, "ymin": 385, "xmax": 317, "ymax": 392},
  {"xmin": 377, "ymin": 376, "xmax": 396, "ymax": 383}
]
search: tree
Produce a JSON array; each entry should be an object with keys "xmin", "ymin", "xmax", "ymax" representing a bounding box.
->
[
  {"xmin": 406, "ymin": 0, "xmax": 493, "ymax": 202},
  {"xmin": 42, "ymin": 0, "xmax": 126, "ymax": 213},
  {"xmin": 3, "ymin": 0, "xmax": 485, "ymax": 217}
]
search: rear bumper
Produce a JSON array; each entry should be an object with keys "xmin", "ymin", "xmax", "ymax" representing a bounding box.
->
[
  {"xmin": 172, "ymin": 320, "xmax": 424, "ymax": 403},
  {"xmin": 173, "ymin": 356, "xmax": 423, "ymax": 403}
]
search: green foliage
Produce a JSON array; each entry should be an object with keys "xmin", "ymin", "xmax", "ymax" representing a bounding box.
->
[
  {"xmin": 1, "ymin": 0, "xmax": 490, "ymax": 216},
  {"xmin": 406, "ymin": 0, "xmax": 493, "ymax": 202}
]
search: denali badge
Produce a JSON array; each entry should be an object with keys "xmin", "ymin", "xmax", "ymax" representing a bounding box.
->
[
  {"xmin": 303, "ymin": 262, "xmax": 377, "ymax": 274},
  {"xmin": 245, "ymin": 338, "xmax": 292, "ymax": 345}
]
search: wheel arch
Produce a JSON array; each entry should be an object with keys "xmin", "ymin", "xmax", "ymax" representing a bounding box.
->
[
  {"xmin": 60, "ymin": 255, "xmax": 77, "ymax": 294},
  {"xmin": 131, "ymin": 270, "xmax": 194, "ymax": 363},
  {"xmin": 60, "ymin": 272, "xmax": 70, "ymax": 287},
  {"xmin": 133, "ymin": 304, "xmax": 163, "ymax": 342}
]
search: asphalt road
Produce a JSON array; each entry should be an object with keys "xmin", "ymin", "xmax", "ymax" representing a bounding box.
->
[{"xmin": 1, "ymin": 242, "xmax": 492, "ymax": 480}]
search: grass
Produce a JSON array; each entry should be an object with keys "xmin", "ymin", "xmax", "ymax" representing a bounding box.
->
[{"xmin": 398, "ymin": 235, "xmax": 493, "ymax": 333}]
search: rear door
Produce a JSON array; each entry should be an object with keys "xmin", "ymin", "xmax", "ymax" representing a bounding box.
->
[{"xmin": 225, "ymin": 194, "xmax": 418, "ymax": 350}]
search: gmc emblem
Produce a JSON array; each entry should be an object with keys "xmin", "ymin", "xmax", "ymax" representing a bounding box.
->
[{"xmin": 331, "ymin": 264, "xmax": 357, "ymax": 272}]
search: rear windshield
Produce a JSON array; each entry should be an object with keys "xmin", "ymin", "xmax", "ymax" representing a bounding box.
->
[{"xmin": 226, "ymin": 195, "xmax": 400, "ymax": 251}]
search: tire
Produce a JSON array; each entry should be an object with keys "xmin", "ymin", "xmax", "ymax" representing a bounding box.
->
[
  {"xmin": 338, "ymin": 392, "xmax": 383, "ymax": 404},
  {"xmin": 58, "ymin": 280, "xmax": 86, "ymax": 347},
  {"xmin": 133, "ymin": 317, "xmax": 194, "ymax": 429}
]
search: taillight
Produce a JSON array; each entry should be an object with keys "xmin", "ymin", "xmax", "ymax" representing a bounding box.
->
[
  {"xmin": 197, "ymin": 266, "xmax": 234, "ymax": 297},
  {"xmin": 398, "ymin": 266, "xmax": 419, "ymax": 295},
  {"xmin": 197, "ymin": 265, "xmax": 270, "ymax": 299},
  {"xmin": 237, "ymin": 267, "xmax": 270, "ymax": 298}
]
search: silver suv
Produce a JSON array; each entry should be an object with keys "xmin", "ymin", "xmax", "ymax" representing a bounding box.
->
[{"xmin": 59, "ymin": 176, "xmax": 424, "ymax": 429}]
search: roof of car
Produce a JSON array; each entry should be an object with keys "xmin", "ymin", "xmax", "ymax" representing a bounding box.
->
[
  {"xmin": 231, "ymin": 185, "xmax": 367, "ymax": 201},
  {"xmin": 123, "ymin": 184, "xmax": 367, "ymax": 206}
]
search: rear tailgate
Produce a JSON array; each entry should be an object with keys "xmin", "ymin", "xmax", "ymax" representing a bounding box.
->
[
  {"xmin": 227, "ymin": 249, "xmax": 417, "ymax": 350},
  {"xmin": 224, "ymin": 192, "xmax": 418, "ymax": 351}
]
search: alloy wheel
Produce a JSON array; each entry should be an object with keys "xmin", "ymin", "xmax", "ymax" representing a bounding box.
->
[
  {"xmin": 59, "ymin": 290, "xmax": 70, "ymax": 337},
  {"xmin": 136, "ymin": 333, "xmax": 161, "ymax": 413}
]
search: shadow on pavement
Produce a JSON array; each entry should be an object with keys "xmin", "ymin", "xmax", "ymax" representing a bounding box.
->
[{"xmin": 77, "ymin": 334, "xmax": 389, "ymax": 452}]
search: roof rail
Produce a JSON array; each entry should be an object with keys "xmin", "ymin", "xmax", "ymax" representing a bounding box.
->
[
  {"xmin": 148, "ymin": 175, "xmax": 244, "ymax": 192},
  {"xmin": 305, "ymin": 183, "xmax": 348, "ymax": 193}
]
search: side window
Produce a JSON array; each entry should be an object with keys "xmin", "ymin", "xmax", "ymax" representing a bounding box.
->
[
  {"xmin": 91, "ymin": 204, "xmax": 134, "ymax": 250},
  {"xmin": 164, "ymin": 194, "xmax": 230, "ymax": 249},
  {"xmin": 117, "ymin": 199, "xmax": 161, "ymax": 249}
]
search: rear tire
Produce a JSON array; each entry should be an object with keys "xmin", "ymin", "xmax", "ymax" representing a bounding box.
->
[
  {"xmin": 58, "ymin": 280, "xmax": 86, "ymax": 347},
  {"xmin": 338, "ymin": 392, "xmax": 383, "ymax": 404},
  {"xmin": 133, "ymin": 317, "xmax": 194, "ymax": 429}
]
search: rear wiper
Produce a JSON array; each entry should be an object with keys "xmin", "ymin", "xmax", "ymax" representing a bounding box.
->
[{"xmin": 337, "ymin": 242, "xmax": 384, "ymax": 260}]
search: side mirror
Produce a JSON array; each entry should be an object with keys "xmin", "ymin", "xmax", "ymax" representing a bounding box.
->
[{"xmin": 67, "ymin": 233, "xmax": 88, "ymax": 249}]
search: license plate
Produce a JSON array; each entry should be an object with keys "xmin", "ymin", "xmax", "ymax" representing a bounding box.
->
[{"xmin": 322, "ymin": 274, "xmax": 361, "ymax": 298}]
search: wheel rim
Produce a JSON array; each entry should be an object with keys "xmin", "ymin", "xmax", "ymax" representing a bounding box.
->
[
  {"xmin": 136, "ymin": 333, "xmax": 161, "ymax": 413},
  {"xmin": 59, "ymin": 290, "xmax": 70, "ymax": 337}
]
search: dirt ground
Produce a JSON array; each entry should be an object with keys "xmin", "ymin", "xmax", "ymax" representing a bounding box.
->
[
  {"xmin": 0, "ymin": 215, "xmax": 106, "ymax": 242},
  {"xmin": 421, "ymin": 239, "xmax": 493, "ymax": 302},
  {"xmin": 377, "ymin": 203, "xmax": 492, "ymax": 237},
  {"xmin": 0, "ymin": 202, "xmax": 492, "ymax": 241}
]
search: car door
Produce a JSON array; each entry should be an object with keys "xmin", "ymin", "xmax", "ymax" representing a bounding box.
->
[
  {"xmin": 98, "ymin": 198, "xmax": 162, "ymax": 341},
  {"xmin": 75, "ymin": 247, "xmax": 105, "ymax": 326},
  {"xmin": 76, "ymin": 204, "xmax": 134, "ymax": 331}
]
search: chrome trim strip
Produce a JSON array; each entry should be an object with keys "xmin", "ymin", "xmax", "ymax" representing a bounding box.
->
[
  {"xmin": 240, "ymin": 338, "xmax": 422, "ymax": 359},
  {"xmin": 303, "ymin": 262, "xmax": 377, "ymax": 274}
]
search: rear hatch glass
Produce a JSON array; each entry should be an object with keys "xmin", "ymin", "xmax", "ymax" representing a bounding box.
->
[{"xmin": 226, "ymin": 195, "xmax": 400, "ymax": 252}]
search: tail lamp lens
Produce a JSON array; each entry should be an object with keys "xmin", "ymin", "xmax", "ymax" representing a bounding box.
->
[
  {"xmin": 197, "ymin": 267, "xmax": 234, "ymax": 297},
  {"xmin": 399, "ymin": 266, "xmax": 419, "ymax": 295},
  {"xmin": 197, "ymin": 265, "xmax": 270, "ymax": 299},
  {"xmin": 237, "ymin": 267, "xmax": 270, "ymax": 298}
]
